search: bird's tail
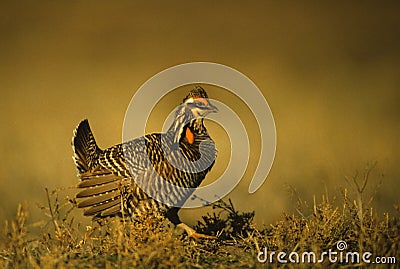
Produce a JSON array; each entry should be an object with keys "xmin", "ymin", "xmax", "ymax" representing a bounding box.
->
[{"xmin": 72, "ymin": 119, "xmax": 101, "ymax": 174}]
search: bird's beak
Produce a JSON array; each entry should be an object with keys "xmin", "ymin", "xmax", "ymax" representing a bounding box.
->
[{"xmin": 207, "ymin": 103, "xmax": 219, "ymax": 113}]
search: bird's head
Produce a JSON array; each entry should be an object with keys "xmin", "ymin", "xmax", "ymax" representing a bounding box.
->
[
  {"xmin": 170, "ymin": 86, "xmax": 218, "ymax": 145},
  {"xmin": 181, "ymin": 86, "xmax": 219, "ymax": 117}
]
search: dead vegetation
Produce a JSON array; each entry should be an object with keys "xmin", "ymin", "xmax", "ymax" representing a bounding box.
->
[{"xmin": 1, "ymin": 166, "xmax": 399, "ymax": 268}]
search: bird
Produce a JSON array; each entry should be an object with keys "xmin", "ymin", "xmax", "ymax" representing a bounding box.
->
[{"xmin": 72, "ymin": 86, "xmax": 218, "ymax": 239}]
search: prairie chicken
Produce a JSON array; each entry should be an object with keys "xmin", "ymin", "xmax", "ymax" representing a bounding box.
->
[{"xmin": 72, "ymin": 86, "xmax": 218, "ymax": 239}]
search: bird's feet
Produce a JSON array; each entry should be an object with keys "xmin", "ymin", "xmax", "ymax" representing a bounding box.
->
[{"xmin": 177, "ymin": 223, "xmax": 216, "ymax": 240}]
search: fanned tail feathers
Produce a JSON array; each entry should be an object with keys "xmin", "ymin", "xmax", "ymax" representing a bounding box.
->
[
  {"xmin": 72, "ymin": 120, "xmax": 128, "ymax": 218},
  {"xmin": 72, "ymin": 119, "xmax": 101, "ymax": 174}
]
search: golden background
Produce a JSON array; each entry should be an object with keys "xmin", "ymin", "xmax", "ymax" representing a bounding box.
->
[{"xmin": 1, "ymin": 1, "xmax": 399, "ymax": 227}]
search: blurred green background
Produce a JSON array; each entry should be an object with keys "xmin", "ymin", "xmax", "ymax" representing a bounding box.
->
[{"xmin": 1, "ymin": 1, "xmax": 399, "ymax": 227}]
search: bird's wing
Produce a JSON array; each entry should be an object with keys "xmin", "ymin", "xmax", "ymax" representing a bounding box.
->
[{"xmin": 76, "ymin": 137, "xmax": 151, "ymax": 218}]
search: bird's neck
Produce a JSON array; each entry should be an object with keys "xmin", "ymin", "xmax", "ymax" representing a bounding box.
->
[
  {"xmin": 187, "ymin": 118, "xmax": 206, "ymax": 134},
  {"xmin": 166, "ymin": 117, "xmax": 208, "ymax": 147}
]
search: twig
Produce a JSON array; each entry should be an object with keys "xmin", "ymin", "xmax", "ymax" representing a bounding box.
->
[{"xmin": 45, "ymin": 188, "xmax": 60, "ymax": 234}]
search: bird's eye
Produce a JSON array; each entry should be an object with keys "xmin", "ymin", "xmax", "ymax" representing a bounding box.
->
[{"xmin": 195, "ymin": 101, "xmax": 206, "ymax": 108}]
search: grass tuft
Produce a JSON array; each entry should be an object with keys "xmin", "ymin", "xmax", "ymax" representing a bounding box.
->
[{"xmin": 1, "ymin": 174, "xmax": 399, "ymax": 268}]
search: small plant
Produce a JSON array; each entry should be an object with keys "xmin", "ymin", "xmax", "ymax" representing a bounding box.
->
[{"xmin": 195, "ymin": 199, "xmax": 255, "ymax": 240}]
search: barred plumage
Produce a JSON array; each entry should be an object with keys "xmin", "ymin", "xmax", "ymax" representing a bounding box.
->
[{"xmin": 72, "ymin": 86, "xmax": 218, "ymax": 238}]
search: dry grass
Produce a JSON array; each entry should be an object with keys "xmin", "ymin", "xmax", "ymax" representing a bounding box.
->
[{"xmin": 1, "ymin": 168, "xmax": 399, "ymax": 268}]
